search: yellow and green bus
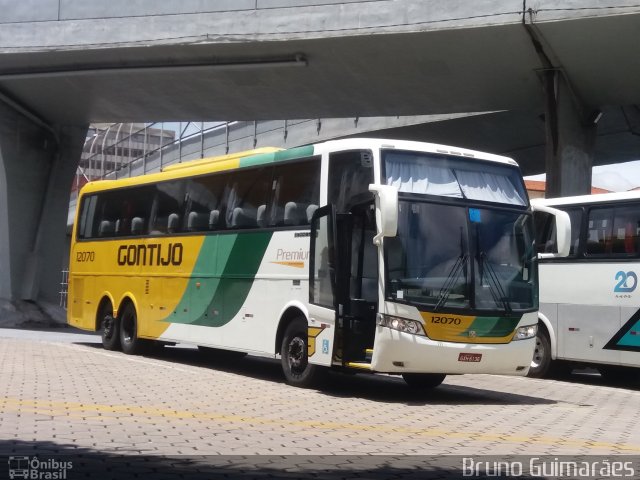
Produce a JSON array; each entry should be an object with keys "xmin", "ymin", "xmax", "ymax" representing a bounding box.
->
[{"xmin": 68, "ymin": 138, "xmax": 569, "ymax": 388}]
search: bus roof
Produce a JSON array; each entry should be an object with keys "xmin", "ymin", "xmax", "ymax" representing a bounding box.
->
[
  {"xmin": 532, "ymin": 190, "xmax": 640, "ymax": 207},
  {"xmin": 79, "ymin": 138, "xmax": 519, "ymax": 195}
]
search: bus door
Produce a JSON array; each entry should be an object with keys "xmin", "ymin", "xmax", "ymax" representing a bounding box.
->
[
  {"xmin": 309, "ymin": 204, "xmax": 378, "ymax": 367},
  {"xmin": 308, "ymin": 205, "xmax": 340, "ymax": 367},
  {"xmin": 341, "ymin": 203, "xmax": 378, "ymax": 364}
]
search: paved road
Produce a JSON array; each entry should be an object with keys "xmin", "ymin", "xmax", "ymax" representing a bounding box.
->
[{"xmin": 1, "ymin": 327, "xmax": 639, "ymax": 478}]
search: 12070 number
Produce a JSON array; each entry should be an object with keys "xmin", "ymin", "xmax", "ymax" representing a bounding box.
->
[{"xmin": 431, "ymin": 316, "xmax": 462, "ymax": 325}]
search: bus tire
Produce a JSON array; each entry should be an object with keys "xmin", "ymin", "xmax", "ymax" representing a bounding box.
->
[
  {"xmin": 99, "ymin": 304, "xmax": 120, "ymax": 351},
  {"xmin": 402, "ymin": 373, "xmax": 446, "ymax": 389},
  {"xmin": 528, "ymin": 328, "xmax": 551, "ymax": 378},
  {"xmin": 119, "ymin": 303, "xmax": 145, "ymax": 355},
  {"xmin": 280, "ymin": 318, "xmax": 325, "ymax": 388}
]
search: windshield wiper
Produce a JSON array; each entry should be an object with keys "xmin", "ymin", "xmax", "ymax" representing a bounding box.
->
[
  {"xmin": 478, "ymin": 251, "xmax": 512, "ymax": 314},
  {"xmin": 434, "ymin": 253, "xmax": 468, "ymax": 311}
]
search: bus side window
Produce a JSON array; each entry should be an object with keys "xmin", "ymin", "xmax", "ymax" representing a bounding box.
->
[
  {"xmin": 224, "ymin": 168, "xmax": 271, "ymax": 230},
  {"xmin": 185, "ymin": 175, "xmax": 225, "ymax": 232},
  {"xmin": 612, "ymin": 204, "xmax": 640, "ymax": 255},
  {"xmin": 271, "ymin": 158, "xmax": 320, "ymax": 227},
  {"xmin": 586, "ymin": 207, "xmax": 614, "ymax": 255},
  {"xmin": 149, "ymin": 181, "xmax": 185, "ymax": 235},
  {"xmin": 328, "ymin": 151, "xmax": 374, "ymax": 213}
]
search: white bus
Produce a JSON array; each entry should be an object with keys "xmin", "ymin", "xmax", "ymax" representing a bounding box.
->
[
  {"xmin": 68, "ymin": 138, "xmax": 569, "ymax": 388},
  {"xmin": 531, "ymin": 191, "xmax": 640, "ymax": 378}
]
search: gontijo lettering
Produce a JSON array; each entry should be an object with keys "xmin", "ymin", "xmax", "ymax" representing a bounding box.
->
[{"xmin": 117, "ymin": 243, "xmax": 183, "ymax": 266}]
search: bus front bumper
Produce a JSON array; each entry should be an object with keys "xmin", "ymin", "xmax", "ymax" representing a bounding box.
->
[{"xmin": 371, "ymin": 326, "xmax": 535, "ymax": 376}]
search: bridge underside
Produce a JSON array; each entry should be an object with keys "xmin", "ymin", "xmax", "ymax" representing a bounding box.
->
[
  {"xmin": 350, "ymin": 106, "xmax": 640, "ymax": 176},
  {"xmin": 0, "ymin": 1, "xmax": 639, "ymax": 315}
]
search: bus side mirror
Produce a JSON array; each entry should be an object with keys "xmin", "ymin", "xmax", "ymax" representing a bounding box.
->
[
  {"xmin": 369, "ymin": 184, "xmax": 398, "ymax": 246},
  {"xmin": 531, "ymin": 201, "xmax": 571, "ymax": 259}
]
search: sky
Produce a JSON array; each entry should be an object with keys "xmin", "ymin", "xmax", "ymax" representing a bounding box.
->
[{"xmin": 525, "ymin": 160, "xmax": 640, "ymax": 192}]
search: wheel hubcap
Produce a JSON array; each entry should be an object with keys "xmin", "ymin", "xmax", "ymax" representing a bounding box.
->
[
  {"xmin": 288, "ymin": 336, "xmax": 306, "ymax": 373},
  {"xmin": 532, "ymin": 337, "xmax": 545, "ymax": 368},
  {"xmin": 102, "ymin": 316, "xmax": 113, "ymax": 339},
  {"xmin": 122, "ymin": 316, "xmax": 133, "ymax": 343}
]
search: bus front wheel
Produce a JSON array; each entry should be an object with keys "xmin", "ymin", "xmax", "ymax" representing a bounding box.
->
[
  {"xmin": 402, "ymin": 373, "xmax": 446, "ymax": 389},
  {"xmin": 528, "ymin": 328, "xmax": 551, "ymax": 378},
  {"xmin": 280, "ymin": 318, "xmax": 325, "ymax": 388},
  {"xmin": 119, "ymin": 303, "xmax": 145, "ymax": 355},
  {"xmin": 100, "ymin": 305, "xmax": 120, "ymax": 351}
]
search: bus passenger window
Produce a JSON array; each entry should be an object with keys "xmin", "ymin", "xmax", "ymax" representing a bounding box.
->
[
  {"xmin": 224, "ymin": 168, "xmax": 271, "ymax": 229},
  {"xmin": 150, "ymin": 181, "xmax": 185, "ymax": 235},
  {"xmin": 586, "ymin": 207, "xmax": 614, "ymax": 255},
  {"xmin": 271, "ymin": 158, "xmax": 320, "ymax": 227},
  {"xmin": 185, "ymin": 175, "xmax": 225, "ymax": 232},
  {"xmin": 612, "ymin": 205, "xmax": 640, "ymax": 255}
]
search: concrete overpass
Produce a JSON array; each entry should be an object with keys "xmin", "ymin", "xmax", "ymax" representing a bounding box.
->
[{"xmin": 1, "ymin": 0, "xmax": 640, "ymax": 318}]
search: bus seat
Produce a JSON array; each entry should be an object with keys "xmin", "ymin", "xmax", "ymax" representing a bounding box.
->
[
  {"xmin": 187, "ymin": 211, "xmax": 208, "ymax": 232},
  {"xmin": 284, "ymin": 202, "xmax": 300, "ymax": 225},
  {"xmin": 99, "ymin": 220, "xmax": 114, "ymax": 237},
  {"xmin": 209, "ymin": 210, "xmax": 220, "ymax": 230},
  {"xmin": 306, "ymin": 204, "xmax": 318, "ymax": 223},
  {"xmin": 131, "ymin": 217, "xmax": 144, "ymax": 235},
  {"xmin": 168, "ymin": 213, "xmax": 181, "ymax": 233},
  {"xmin": 256, "ymin": 205, "xmax": 267, "ymax": 228},
  {"xmin": 232, "ymin": 207, "xmax": 256, "ymax": 228}
]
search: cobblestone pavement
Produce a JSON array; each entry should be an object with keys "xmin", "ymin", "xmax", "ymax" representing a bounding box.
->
[{"xmin": 1, "ymin": 328, "xmax": 639, "ymax": 478}]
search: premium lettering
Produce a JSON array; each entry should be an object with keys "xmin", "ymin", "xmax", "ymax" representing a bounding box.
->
[{"xmin": 117, "ymin": 243, "xmax": 183, "ymax": 266}]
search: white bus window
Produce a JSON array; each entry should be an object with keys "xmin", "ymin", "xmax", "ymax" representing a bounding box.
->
[
  {"xmin": 611, "ymin": 205, "xmax": 640, "ymax": 255},
  {"xmin": 584, "ymin": 204, "xmax": 640, "ymax": 256},
  {"xmin": 535, "ymin": 208, "xmax": 582, "ymax": 256}
]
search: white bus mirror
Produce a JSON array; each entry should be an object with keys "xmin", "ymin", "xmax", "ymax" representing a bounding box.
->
[
  {"xmin": 369, "ymin": 184, "xmax": 398, "ymax": 245},
  {"xmin": 531, "ymin": 201, "xmax": 571, "ymax": 259}
]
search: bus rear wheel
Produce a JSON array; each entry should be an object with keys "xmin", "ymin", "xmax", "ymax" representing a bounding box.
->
[
  {"xmin": 119, "ymin": 303, "xmax": 145, "ymax": 355},
  {"xmin": 100, "ymin": 304, "xmax": 120, "ymax": 351},
  {"xmin": 280, "ymin": 318, "xmax": 325, "ymax": 388},
  {"xmin": 402, "ymin": 373, "xmax": 446, "ymax": 389}
]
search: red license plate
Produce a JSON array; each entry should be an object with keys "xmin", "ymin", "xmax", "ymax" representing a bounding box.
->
[{"xmin": 458, "ymin": 353, "xmax": 482, "ymax": 362}]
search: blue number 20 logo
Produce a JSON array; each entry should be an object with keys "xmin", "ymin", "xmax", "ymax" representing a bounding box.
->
[{"xmin": 614, "ymin": 271, "xmax": 638, "ymax": 293}]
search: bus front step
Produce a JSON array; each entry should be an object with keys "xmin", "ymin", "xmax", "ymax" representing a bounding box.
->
[
  {"xmin": 365, "ymin": 348, "xmax": 373, "ymax": 361},
  {"xmin": 345, "ymin": 361, "xmax": 372, "ymax": 371}
]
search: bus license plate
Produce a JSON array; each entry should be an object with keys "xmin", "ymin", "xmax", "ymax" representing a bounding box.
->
[{"xmin": 458, "ymin": 353, "xmax": 482, "ymax": 362}]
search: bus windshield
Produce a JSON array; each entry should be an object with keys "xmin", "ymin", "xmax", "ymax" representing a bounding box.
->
[{"xmin": 383, "ymin": 150, "xmax": 537, "ymax": 314}]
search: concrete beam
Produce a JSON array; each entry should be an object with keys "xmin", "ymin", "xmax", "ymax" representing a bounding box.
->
[
  {"xmin": 542, "ymin": 70, "xmax": 596, "ymax": 198},
  {"xmin": 0, "ymin": 99, "xmax": 85, "ymax": 319}
]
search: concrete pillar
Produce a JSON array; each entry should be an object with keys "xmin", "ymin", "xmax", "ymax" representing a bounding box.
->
[
  {"xmin": 0, "ymin": 101, "xmax": 86, "ymax": 321},
  {"xmin": 543, "ymin": 69, "xmax": 597, "ymax": 198}
]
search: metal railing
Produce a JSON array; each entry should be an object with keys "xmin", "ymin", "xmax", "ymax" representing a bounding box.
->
[{"xmin": 59, "ymin": 269, "xmax": 69, "ymax": 309}]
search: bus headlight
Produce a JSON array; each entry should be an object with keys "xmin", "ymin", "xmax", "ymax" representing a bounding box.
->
[
  {"xmin": 377, "ymin": 314, "xmax": 426, "ymax": 336},
  {"xmin": 512, "ymin": 324, "xmax": 537, "ymax": 341}
]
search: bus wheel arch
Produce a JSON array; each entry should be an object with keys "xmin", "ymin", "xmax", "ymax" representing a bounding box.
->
[{"xmin": 275, "ymin": 305, "xmax": 308, "ymax": 355}]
